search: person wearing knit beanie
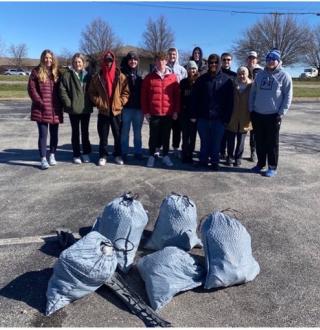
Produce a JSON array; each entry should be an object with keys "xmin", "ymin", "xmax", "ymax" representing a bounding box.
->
[
  {"xmin": 186, "ymin": 60, "xmax": 198, "ymax": 71},
  {"xmin": 120, "ymin": 51, "xmax": 144, "ymax": 163},
  {"xmin": 249, "ymin": 48, "xmax": 293, "ymax": 178},
  {"xmin": 266, "ymin": 49, "xmax": 281, "ymax": 63}
]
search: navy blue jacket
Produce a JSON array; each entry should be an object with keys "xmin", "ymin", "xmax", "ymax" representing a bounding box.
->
[{"xmin": 191, "ymin": 71, "xmax": 234, "ymax": 124}]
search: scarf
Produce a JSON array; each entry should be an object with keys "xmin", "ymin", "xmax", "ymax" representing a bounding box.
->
[{"xmin": 102, "ymin": 52, "xmax": 116, "ymax": 98}]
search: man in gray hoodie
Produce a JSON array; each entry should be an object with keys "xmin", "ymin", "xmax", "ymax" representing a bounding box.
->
[{"xmin": 249, "ymin": 49, "xmax": 293, "ymax": 177}]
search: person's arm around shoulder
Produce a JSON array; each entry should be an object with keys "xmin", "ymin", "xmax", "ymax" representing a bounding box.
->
[{"xmin": 27, "ymin": 69, "xmax": 44, "ymax": 108}]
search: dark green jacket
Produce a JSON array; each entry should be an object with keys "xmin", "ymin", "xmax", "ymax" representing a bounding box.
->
[{"xmin": 59, "ymin": 68, "xmax": 93, "ymax": 114}]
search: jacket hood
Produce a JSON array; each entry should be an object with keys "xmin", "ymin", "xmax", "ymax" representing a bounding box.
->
[
  {"xmin": 167, "ymin": 47, "xmax": 181, "ymax": 66},
  {"xmin": 191, "ymin": 47, "xmax": 203, "ymax": 62}
]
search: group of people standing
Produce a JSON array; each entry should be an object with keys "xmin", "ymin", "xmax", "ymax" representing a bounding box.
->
[{"xmin": 27, "ymin": 45, "xmax": 292, "ymax": 177}]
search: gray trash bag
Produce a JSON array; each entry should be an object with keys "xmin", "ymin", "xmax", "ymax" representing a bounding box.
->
[
  {"xmin": 201, "ymin": 211, "xmax": 260, "ymax": 289},
  {"xmin": 137, "ymin": 246, "xmax": 205, "ymax": 311},
  {"xmin": 92, "ymin": 192, "xmax": 148, "ymax": 273},
  {"xmin": 145, "ymin": 193, "xmax": 202, "ymax": 251},
  {"xmin": 46, "ymin": 231, "xmax": 117, "ymax": 316}
]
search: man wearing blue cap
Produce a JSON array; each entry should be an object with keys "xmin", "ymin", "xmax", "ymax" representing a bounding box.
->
[{"xmin": 249, "ymin": 48, "xmax": 293, "ymax": 177}]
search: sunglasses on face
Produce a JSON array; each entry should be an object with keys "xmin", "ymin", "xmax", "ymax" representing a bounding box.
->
[
  {"xmin": 209, "ymin": 61, "xmax": 219, "ymax": 65},
  {"xmin": 222, "ymin": 58, "xmax": 231, "ymax": 62},
  {"xmin": 104, "ymin": 58, "xmax": 113, "ymax": 63}
]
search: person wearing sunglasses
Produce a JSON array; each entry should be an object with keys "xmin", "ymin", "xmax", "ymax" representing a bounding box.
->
[
  {"xmin": 249, "ymin": 49, "xmax": 293, "ymax": 177},
  {"xmin": 191, "ymin": 53, "xmax": 234, "ymax": 171},
  {"xmin": 88, "ymin": 51, "xmax": 130, "ymax": 166},
  {"xmin": 219, "ymin": 52, "xmax": 237, "ymax": 161}
]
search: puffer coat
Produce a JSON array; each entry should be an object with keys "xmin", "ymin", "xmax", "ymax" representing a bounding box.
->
[
  {"xmin": 28, "ymin": 67, "xmax": 63, "ymax": 124},
  {"xmin": 141, "ymin": 71, "xmax": 180, "ymax": 116}
]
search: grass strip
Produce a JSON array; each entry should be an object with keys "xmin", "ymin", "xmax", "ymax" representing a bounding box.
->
[
  {"xmin": 293, "ymin": 87, "xmax": 320, "ymax": 97},
  {"xmin": 0, "ymin": 75, "xmax": 29, "ymax": 81}
]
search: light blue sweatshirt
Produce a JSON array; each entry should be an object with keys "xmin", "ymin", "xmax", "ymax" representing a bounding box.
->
[{"xmin": 249, "ymin": 63, "xmax": 293, "ymax": 116}]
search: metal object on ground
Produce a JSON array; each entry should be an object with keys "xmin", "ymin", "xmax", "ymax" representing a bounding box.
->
[
  {"xmin": 55, "ymin": 229, "xmax": 172, "ymax": 327},
  {"xmin": 105, "ymin": 271, "xmax": 172, "ymax": 327}
]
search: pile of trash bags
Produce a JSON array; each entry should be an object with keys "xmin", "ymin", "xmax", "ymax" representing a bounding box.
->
[{"xmin": 46, "ymin": 192, "xmax": 260, "ymax": 316}]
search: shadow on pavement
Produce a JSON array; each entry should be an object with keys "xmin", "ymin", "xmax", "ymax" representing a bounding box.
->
[{"xmin": 0, "ymin": 268, "xmax": 52, "ymax": 314}]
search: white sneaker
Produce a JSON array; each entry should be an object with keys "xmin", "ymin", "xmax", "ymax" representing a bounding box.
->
[
  {"xmin": 73, "ymin": 157, "xmax": 82, "ymax": 164},
  {"xmin": 81, "ymin": 154, "xmax": 90, "ymax": 163},
  {"xmin": 115, "ymin": 156, "xmax": 124, "ymax": 165},
  {"xmin": 147, "ymin": 156, "xmax": 155, "ymax": 167},
  {"xmin": 41, "ymin": 158, "xmax": 49, "ymax": 170},
  {"xmin": 98, "ymin": 158, "xmax": 107, "ymax": 166},
  {"xmin": 162, "ymin": 155, "xmax": 173, "ymax": 167},
  {"xmin": 48, "ymin": 153, "xmax": 57, "ymax": 166}
]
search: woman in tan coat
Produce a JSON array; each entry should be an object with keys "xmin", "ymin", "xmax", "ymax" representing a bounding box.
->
[
  {"xmin": 225, "ymin": 66, "xmax": 252, "ymax": 167},
  {"xmin": 88, "ymin": 50, "xmax": 129, "ymax": 166}
]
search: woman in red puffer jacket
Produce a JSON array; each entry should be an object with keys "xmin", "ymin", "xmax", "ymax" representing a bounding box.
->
[{"xmin": 28, "ymin": 49, "xmax": 63, "ymax": 170}]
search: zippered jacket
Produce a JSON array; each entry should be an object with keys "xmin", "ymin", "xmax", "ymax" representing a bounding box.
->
[
  {"xmin": 141, "ymin": 71, "xmax": 180, "ymax": 116},
  {"xmin": 59, "ymin": 68, "xmax": 93, "ymax": 115},
  {"xmin": 88, "ymin": 68, "xmax": 129, "ymax": 116},
  {"xmin": 28, "ymin": 67, "xmax": 63, "ymax": 124}
]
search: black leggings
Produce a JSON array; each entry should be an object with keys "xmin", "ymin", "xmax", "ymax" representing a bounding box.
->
[
  {"xmin": 37, "ymin": 122, "xmax": 59, "ymax": 158},
  {"xmin": 69, "ymin": 113, "xmax": 91, "ymax": 157}
]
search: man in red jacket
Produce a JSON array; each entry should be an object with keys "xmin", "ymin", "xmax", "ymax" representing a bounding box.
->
[{"xmin": 141, "ymin": 52, "xmax": 180, "ymax": 168}]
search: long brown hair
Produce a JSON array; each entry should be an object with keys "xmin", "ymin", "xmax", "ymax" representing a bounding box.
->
[{"xmin": 38, "ymin": 49, "xmax": 59, "ymax": 83}]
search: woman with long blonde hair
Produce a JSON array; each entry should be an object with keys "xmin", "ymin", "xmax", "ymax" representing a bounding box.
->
[{"xmin": 28, "ymin": 49, "xmax": 63, "ymax": 170}]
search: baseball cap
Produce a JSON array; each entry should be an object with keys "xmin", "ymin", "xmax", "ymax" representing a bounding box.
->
[{"xmin": 248, "ymin": 51, "xmax": 258, "ymax": 58}]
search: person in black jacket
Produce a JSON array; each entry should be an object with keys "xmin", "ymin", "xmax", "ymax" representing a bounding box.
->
[
  {"xmin": 191, "ymin": 54, "xmax": 234, "ymax": 171},
  {"xmin": 180, "ymin": 60, "xmax": 200, "ymax": 163},
  {"xmin": 120, "ymin": 51, "xmax": 143, "ymax": 162},
  {"xmin": 219, "ymin": 52, "xmax": 237, "ymax": 160}
]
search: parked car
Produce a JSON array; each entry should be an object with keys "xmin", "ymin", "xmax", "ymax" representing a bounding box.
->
[
  {"xmin": 300, "ymin": 68, "xmax": 318, "ymax": 79},
  {"xmin": 3, "ymin": 68, "xmax": 28, "ymax": 76}
]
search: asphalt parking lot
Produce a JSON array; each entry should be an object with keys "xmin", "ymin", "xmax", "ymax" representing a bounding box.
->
[{"xmin": 0, "ymin": 100, "xmax": 319, "ymax": 327}]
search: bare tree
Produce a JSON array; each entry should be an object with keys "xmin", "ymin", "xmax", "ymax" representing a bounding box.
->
[
  {"xmin": 303, "ymin": 25, "xmax": 320, "ymax": 75},
  {"xmin": 232, "ymin": 14, "xmax": 313, "ymax": 67},
  {"xmin": 179, "ymin": 50, "xmax": 193, "ymax": 67},
  {"xmin": 142, "ymin": 15, "xmax": 175, "ymax": 54},
  {"xmin": 8, "ymin": 43, "xmax": 28, "ymax": 68},
  {"xmin": 0, "ymin": 36, "xmax": 6, "ymax": 57},
  {"xmin": 57, "ymin": 48, "xmax": 74, "ymax": 67},
  {"xmin": 80, "ymin": 17, "xmax": 122, "ymax": 72}
]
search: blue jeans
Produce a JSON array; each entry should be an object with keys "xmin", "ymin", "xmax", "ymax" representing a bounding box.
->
[
  {"xmin": 121, "ymin": 108, "xmax": 144, "ymax": 155},
  {"xmin": 197, "ymin": 118, "xmax": 225, "ymax": 164}
]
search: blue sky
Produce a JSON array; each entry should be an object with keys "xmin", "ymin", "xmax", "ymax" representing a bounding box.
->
[{"xmin": 0, "ymin": 1, "xmax": 319, "ymax": 77}]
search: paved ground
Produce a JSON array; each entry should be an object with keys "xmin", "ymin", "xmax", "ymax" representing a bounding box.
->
[{"xmin": 0, "ymin": 100, "xmax": 319, "ymax": 327}]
